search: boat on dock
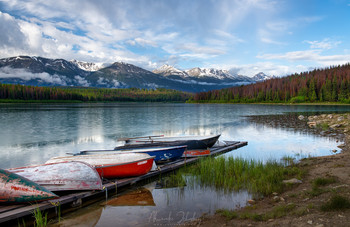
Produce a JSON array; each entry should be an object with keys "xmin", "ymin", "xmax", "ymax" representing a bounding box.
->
[
  {"xmin": 7, "ymin": 161, "xmax": 103, "ymax": 192},
  {"xmin": 78, "ymin": 146, "xmax": 187, "ymax": 163},
  {"xmin": 182, "ymin": 149, "xmax": 211, "ymax": 157},
  {"xmin": 46, "ymin": 153, "xmax": 155, "ymax": 179},
  {"xmin": 0, "ymin": 168, "xmax": 58, "ymax": 203},
  {"xmin": 116, "ymin": 134, "xmax": 221, "ymax": 151}
]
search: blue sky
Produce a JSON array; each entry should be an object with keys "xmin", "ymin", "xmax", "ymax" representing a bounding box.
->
[{"xmin": 0, "ymin": 0, "xmax": 350, "ymax": 77}]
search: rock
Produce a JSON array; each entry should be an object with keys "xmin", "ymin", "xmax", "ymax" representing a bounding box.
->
[
  {"xmin": 273, "ymin": 196, "xmax": 280, "ymax": 201},
  {"xmin": 298, "ymin": 115, "xmax": 305, "ymax": 120},
  {"xmin": 328, "ymin": 114, "xmax": 333, "ymax": 119},
  {"xmin": 283, "ymin": 178, "xmax": 302, "ymax": 184},
  {"xmin": 247, "ymin": 199, "xmax": 255, "ymax": 205},
  {"xmin": 330, "ymin": 124, "xmax": 341, "ymax": 129},
  {"xmin": 272, "ymin": 192, "xmax": 278, "ymax": 196},
  {"xmin": 316, "ymin": 224, "xmax": 324, "ymax": 227},
  {"xmin": 308, "ymin": 121, "xmax": 316, "ymax": 127},
  {"xmin": 307, "ymin": 220, "xmax": 313, "ymax": 224},
  {"xmin": 280, "ymin": 197, "xmax": 285, "ymax": 201},
  {"xmin": 337, "ymin": 116, "xmax": 344, "ymax": 121}
]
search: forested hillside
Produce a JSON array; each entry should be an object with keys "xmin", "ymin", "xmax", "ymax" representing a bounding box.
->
[
  {"xmin": 0, "ymin": 83, "xmax": 191, "ymax": 102},
  {"xmin": 191, "ymin": 63, "xmax": 350, "ymax": 103}
]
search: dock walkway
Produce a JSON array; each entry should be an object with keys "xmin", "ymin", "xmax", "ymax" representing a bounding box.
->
[{"xmin": 0, "ymin": 141, "xmax": 247, "ymax": 226}]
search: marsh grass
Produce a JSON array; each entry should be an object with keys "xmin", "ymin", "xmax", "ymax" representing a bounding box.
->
[
  {"xmin": 184, "ymin": 156, "xmax": 303, "ymax": 196},
  {"xmin": 33, "ymin": 207, "xmax": 48, "ymax": 227},
  {"xmin": 321, "ymin": 195, "xmax": 350, "ymax": 211},
  {"xmin": 218, "ymin": 203, "xmax": 296, "ymax": 221},
  {"xmin": 313, "ymin": 177, "xmax": 337, "ymax": 187}
]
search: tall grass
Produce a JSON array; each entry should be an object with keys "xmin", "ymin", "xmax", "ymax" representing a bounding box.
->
[
  {"xmin": 32, "ymin": 207, "xmax": 48, "ymax": 227},
  {"xmin": 184, "ymin": 156, "xmax": 303, "ymax": 196}
]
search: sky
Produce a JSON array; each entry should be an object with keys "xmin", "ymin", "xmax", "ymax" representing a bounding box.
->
[{"xmin": 0, "ymin": 0, "xmax": 350, "ymax": 77}]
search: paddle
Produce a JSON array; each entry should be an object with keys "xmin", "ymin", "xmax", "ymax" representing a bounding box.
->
[{"xmin": 117, "ymin": 135, "xmax": 164, "ymax": 141}]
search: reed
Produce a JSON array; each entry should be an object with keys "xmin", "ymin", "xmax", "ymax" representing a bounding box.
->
[
  {"xmin": 32, "ymin": 207, "xmax": 48, "ymax": 227},
  {"xmin": 184, "ymin": 156, "xmax": 303, "ymax": 196}
]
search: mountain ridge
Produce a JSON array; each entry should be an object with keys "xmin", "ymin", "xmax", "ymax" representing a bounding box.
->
[{"xmin": 0, "ymin": 56, "xmax": 272, "ymax": 92}]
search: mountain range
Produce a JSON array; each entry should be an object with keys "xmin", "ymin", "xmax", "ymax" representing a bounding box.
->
[{"xmin": 0, "ymin": 56, "xmax": 274, "ymax": 92}]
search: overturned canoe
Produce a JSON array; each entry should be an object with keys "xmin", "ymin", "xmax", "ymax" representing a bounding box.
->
[
  {"xmin": 7, "ymin": 161, "xmax": 103, "ymax": 191},
  {"xmin": 46, "ymin": 153, "xmax": 155, "ymax": 179},
  {"xmin": 116, "ymin": 134, "xmax": 220, "ymax": 150},
  {"xmin": 0, "ymin": 168, "xmax": 58, "ymax": 203},
  {"xmin": 79, "ymin": 146, "xmax": 186, "ymax": 163}
]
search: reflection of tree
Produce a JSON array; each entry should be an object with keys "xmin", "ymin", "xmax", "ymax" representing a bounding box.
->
[{"xmin": 246, "ymin": 114, "xmax": 342, "ymax": 141}]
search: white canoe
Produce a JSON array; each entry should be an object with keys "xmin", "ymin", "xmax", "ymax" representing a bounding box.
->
[{"xmin": 7, "ymin": 161, "xmax": 103, "ymax": 191}]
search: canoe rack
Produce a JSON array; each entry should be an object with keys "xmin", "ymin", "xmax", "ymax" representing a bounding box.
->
[{"xmin": 0, "ymin": 141, "xmax": 247, "ymax": 226}]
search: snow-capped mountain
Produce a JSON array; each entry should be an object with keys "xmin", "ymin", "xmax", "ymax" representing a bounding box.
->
[
  {"xmin": 252, "ymin": 72, "xmax": 276, "ymax": 82},
  {"xmin": 0, "ymin": 56, "xmax": 275, "ymax": 92},
  {"xmin": 152, "ymin": 64, "xmax": 188, "ymax": 78},
  {"xmin": 186, "ymin": 67, "xmax": 235, "ymax": 80},
  {"xmin": 70, "ymin": 59, "xmax": 107, "ymax": 72}
]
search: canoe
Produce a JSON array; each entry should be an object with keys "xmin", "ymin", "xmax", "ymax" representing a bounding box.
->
[
  {"xmin": 46, "ymin": 153, "xmax": 155, "ymax": 179},
  {"xmin": 7, "ymin": 161, "xmax": 103, "ymax": 191},
  {"xmin": 182, "ymin": 149, "xmax": 211, "ymax": 157},
  {"xmin": 0, "ymin": 168, "xmax": 58, "ymax": 203},
  {"xmin": 116, "ymin": 134, "xmax": 220, "ymax": 150},
  {"xmin": 78, "ymin": 146, "xmax": 187, "ymax": 163}
]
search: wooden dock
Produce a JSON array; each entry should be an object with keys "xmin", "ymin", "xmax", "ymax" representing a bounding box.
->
[{"xmin": 0, "ymin": 141, "xmax": 247, "ymax": 226}]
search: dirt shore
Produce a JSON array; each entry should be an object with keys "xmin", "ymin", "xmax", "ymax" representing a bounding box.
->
[{"xmin": 192, "ymin": 113, "xmax": 350, "ymax": 227}]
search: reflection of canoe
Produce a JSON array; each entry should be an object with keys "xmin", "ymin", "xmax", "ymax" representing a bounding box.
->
[
  {"xmin": 116, "ymin": 134, "xmax": 220, "ymax": 150},
  {"xmin": 46, "ymin": 153, "xmax": 155, "ymax": 179},
  {"xmin": 7, "ymin": 161, "xmax": 103, "ymax": 191},
  {"xmin": 104, "ymin": 188, "xmax": 155, "ymax": 206},
  {"xmin": 0, "ymin": 168, "xmax": 58, "ymax": 203},
  {"xmin": 79, "ymin": 146, "xmax": 186, "ymax": 163}
]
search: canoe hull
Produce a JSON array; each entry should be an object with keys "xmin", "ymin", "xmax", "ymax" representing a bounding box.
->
[
  {"xmin": 0, "ymin": 169, "xmax": 58, "ymax": 203},
  {"xmin": 7, "ymin": 161, "xmax": 103, "ymax": 191},
  {"xmin": 117, "ymin": 135, "xmax": 220, "ymax": 150},
  {"xmin": 182, "ymin": 149, "xmax": 211, "ymax": 158},
  {"xmin": 46, "ymin": 153, "xmax": 155, "ymax": 179},
  {"xmin": 95, "ymin": 158, "xmax": 154, "ymax": 178}
]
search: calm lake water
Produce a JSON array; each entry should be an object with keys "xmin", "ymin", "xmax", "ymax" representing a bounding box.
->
[{"xmin": 1, "ymin": 103, "xmax": 349, "ymax": 226}]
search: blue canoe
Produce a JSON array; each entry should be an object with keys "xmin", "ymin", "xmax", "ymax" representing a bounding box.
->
[{"xmin": 75, "ymin": 146, "xmax": 187, "ymax": 163}]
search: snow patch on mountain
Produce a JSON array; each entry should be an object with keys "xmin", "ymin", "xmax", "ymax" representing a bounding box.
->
[
  {"xmin": 153, "ymin": 64, "xmax": 189, "ymax": 77},
  {"xmin": 252, "ymin": 72, "xmax": 276, "ymax": 82},
  {"xmin": 70, "ymin": 59, "xmax": 107, "ymax": 72}
]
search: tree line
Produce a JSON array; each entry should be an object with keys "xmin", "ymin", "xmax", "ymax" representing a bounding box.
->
[
  {"xmin": 0, "ymin": 83, "xmax": 192, "ymax": 102},
  {"xmin": 190, "ymin": 63, "xmax": 350, "ymax": 103}
]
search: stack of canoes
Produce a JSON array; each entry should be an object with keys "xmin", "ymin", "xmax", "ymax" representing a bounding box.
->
[
  {"xmin": 116, "ymin": 134, "xmax": 220, "ymax": 157},
  {"xmin": 0, "ymin": 134, "xmax": 220, "ymax": 204}
]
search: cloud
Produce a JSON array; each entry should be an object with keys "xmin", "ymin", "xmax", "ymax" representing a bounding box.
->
[
  {"xmin": 0, "ymin": 66, "xmax": 68, "ymax": 85},
  {"xmin": 257, "ymin": 49, "xmax": 350, "ymax": 66},
  {"xmin": 304, "ymin": 38, "xmax": 341, "ymax": 50}
]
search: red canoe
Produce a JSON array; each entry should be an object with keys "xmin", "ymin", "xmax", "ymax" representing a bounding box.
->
[
  {"xmin": 182, "ymin": 149, "xmax": 211, "ymax": 157},
  {"xmin": 7, "ymin": 161, "xmax": 103, "ymax": 191},
  {"xmin": 46, "ymin": 153, "xmax": 155, "ymax": 179},
  {"xmin": 0, "ymin": 168, "xmax": 58, "ymax": 203}
]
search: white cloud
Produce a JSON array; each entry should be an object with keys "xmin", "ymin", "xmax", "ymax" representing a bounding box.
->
[
  {"xmin": 0, "ymin": 66, "xmax": 68, "ymax": 85},
  {"xmin": 257, "ymin": 49, "xmax": 350, "ymax": 66},
  {"xmin": 304, "ymin": 38, "xmax": 341, "ymax": 50}
]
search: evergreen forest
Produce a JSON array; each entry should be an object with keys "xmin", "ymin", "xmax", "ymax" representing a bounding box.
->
[
  {"xmin": 190, "ymin": 63, "xmax": 350, "ymax": 104},
  {"xmin": 0, "ymin": 84, "xmax": 191, "ymax": 102}
]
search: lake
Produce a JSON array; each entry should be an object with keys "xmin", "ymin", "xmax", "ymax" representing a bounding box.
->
[{"xmin": 0, "ymin": 103, "xmax": 348, "ymax": 226}]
